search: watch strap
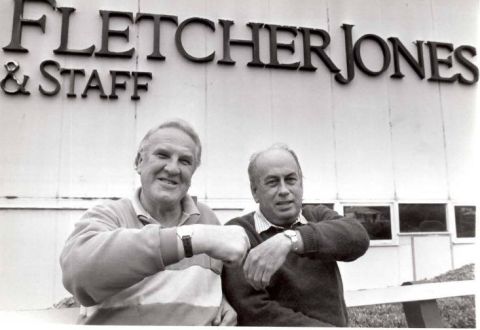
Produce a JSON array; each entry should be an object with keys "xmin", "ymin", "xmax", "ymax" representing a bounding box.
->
[
  {"xmin": 283, "ymin": 229, "xmax": 300, "ymax": 252},
  {"xmin": 177, "ymin": 226, "xmax": 194, "ymax": 258},
  {"xmin": 181, "ymin": 236, "xmax": 193, "ymax": 258}
]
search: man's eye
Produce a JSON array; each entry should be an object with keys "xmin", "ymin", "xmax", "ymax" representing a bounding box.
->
[
  {"xmin": 287, "ymin": 178, "xmax": 297, "ymax": 184},
  {"xmin": 266, "ymin": 180, "xmax": 277, "ymax": 186},
  {"xmin": 180, "ymin": 159, "xmax": 192, "ymax": 166},
  {"xmin": 156, "ymin": 153, "xmax": 168, "ymax": 159}
]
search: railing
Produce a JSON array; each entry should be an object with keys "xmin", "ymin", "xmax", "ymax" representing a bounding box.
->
[
  {"xmin": 345, "ymin": 280, "xmax": 476, "ymax": 327},
  {"xmin": 0, "ymin": 280, "xmax": 475, "ymax": 327}
]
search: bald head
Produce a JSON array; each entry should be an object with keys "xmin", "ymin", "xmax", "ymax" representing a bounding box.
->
[{"xmin": 248, "ymin": 144, "xmax": 303, "ymax": 190}]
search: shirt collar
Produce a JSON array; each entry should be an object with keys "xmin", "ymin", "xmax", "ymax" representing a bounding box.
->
[
  {"xmin": 254, "ymin": 208, "xmax": 308, "ymax": 234},
  {"xmin": 132, "ymin": 187, "xmax": 200, "ymax": 227}
]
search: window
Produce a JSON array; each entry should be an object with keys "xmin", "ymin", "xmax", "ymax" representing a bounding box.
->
[
  {"xmin": 343, "ymin": 205, "xmax": 392, "ymax": 240},
  {"xmin": 455, "ymin": 205, "xmax": 476, "ymax": 238},
  {"xmin": 399, "ymin": 204, "xmax": 447, "ymax": 233}
]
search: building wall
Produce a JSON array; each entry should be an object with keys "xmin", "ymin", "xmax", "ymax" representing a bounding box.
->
[{"xmin": 0, "ymin": 0, "xmax": 477, "ymax": 310}]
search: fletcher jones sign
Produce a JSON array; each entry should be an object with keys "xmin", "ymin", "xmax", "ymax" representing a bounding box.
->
[{"xmin": 1, "ymin": 0, "xmax": 478, "ymax": 101}]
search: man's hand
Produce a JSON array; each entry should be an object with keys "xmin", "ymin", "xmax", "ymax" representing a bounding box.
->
[
  {"xmin": 242, "ymin": 233, "xmax": 292, "ymax": 290},
  {"xmin": 192, "ymin": 225, "xmax": 250, "ymax": 267},
  {"xmin": 212, "ymin": 296, "xmax": 237, "ymax": 326}
]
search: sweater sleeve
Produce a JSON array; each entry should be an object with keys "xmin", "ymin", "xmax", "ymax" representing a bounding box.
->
[
  {"xmin": 60, "ymin": 202, "xmax": 179, "ymax": 306},
  {"xmin": 297, "ymin": 205, "xmax": 370, "ymax": 261},
  {"xmin": 222, "ymin": 264, "xmax": 333, "ymax": 326}
]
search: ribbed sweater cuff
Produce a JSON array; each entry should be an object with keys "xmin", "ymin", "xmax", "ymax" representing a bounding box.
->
[
  {"xmin": 297, "ymin": 225, "xmax": 317, "ymax": 254},
  {"xmin": 159, "ymin": 227, "xmax": 180, "ymax": 266}
]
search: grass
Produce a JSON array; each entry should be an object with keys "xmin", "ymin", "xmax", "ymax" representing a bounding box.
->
[{"xmin": 348, "ymin": 263, "xmax": 475, "ymax": 328}]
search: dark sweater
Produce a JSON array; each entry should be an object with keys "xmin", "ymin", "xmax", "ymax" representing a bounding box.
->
[{"xmin": 222, "ymin": 205, "xmax": 370, "ymax": 327}]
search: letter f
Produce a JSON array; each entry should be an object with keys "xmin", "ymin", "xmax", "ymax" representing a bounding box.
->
[{"xmin": 3, "ymin": 0, "xmax": 56, "ymax": 53}]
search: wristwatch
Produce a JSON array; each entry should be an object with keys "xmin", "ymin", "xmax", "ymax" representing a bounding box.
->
[
  {"xmin": 176, "ymin": 226, "xmax": 194, "ymax": 258},
  {"xmin": 283, "ymin": 229, "xmax": 300, "ymax": 253}
]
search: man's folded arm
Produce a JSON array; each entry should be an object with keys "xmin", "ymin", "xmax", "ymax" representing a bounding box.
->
[
  {"xmin": 60, "ymin": 214, "xmax": 179, "ymax": 306},
  {"xmin": 61, "ymin": 205, "xmax": 250, "ymax": 306},
  {"xmin": 298, "ymin": 206, "xmax": 370, "ymax": 261}
]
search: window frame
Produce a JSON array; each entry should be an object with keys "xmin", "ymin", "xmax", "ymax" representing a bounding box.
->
[
  {"xmin": 450, "ymin": 203, "xmax": 476, "ymax": 244},
  {"xmin": 396, "ymin": 202, "xmax": 449, "ymax": 235},
  {"xmin": 339, "ymin": 201, "xmax": 399, "ymax": 246}
]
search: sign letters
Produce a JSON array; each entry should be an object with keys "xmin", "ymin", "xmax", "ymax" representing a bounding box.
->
[{"xmin": 1, "ymin": 0, "xmax": 478, "ymax": 101}]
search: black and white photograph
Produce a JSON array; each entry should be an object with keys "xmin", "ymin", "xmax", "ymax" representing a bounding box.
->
[{"xmin": 0, "ymin": 0, "xmax": 477, "ymax": 327}]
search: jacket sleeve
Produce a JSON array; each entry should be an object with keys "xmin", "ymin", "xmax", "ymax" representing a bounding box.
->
[
  {"xmin": 297, "ymin": 205, "xmax": 370, "ymax": 261},
  {"xmin": 60, "ymin": 203, "xmax": 179, "ymax": 306},
  {"xmin": 222, "ymin": 265, "xmax": 333, "ymax": 326}
]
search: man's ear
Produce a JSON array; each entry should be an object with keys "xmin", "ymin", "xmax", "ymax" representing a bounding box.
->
[
  {"xmin": 250, "ymin": 183, "xmax": 259, "ymax": 203},
  {"xmin": 135, "ymin": 152, "xmax": 143, "ymax": 174}
]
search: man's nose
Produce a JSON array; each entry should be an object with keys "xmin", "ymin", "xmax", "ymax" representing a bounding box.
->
[
  {"xmin": 278, "ymin": 181, "xmax": 290, "ymax": 195},
  {"xmin": 164, "ymin": 159, "xmax": 181, "ymax": 174}
]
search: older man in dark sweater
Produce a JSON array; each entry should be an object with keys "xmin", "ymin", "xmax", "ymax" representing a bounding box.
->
[{"xmin": 222, "ymin": 144, "xmax": 370, "ymax": 326}]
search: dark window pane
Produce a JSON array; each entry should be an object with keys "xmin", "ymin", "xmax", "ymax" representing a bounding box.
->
[
  {"xmin": 399, "ymin": 204, "xmax": 446, "ymax": 233},
  {"xmin": 303, "ymin": 203, "xmax": 334, "ymax": 210},
  {"xmin": 344, "ymin": 206, "xmax": 392, "ymax": 240},
  {"xmin": 455, "ymin": 206, "xmax": 476, "ymax": 238}
]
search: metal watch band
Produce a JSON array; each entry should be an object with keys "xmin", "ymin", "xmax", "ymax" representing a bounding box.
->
[{"xmin": 283, "ymin": 229, "xmax": 299, "ymax": 252}]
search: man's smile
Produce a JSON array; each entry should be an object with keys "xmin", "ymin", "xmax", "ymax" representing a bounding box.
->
[
  {"xmin": 276, "ymin": 200, "xmax": 294, "ymax": 207},
  {"xmin": 157, "ymin": 177, "xmax": 179, "ymax": 186}
]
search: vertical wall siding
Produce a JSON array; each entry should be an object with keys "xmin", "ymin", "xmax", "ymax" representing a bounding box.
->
[{"xmin": 0, "ymin": 209, "xmax": 83, "ymax": 310}]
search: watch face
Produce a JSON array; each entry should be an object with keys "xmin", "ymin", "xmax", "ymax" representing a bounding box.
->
[
  {"xmin": 284, "ymin": 230, "xmax": 295, "ymax": 238},
  {"xmin": 283, "ymin": 230, "xmax": 299, "ymax": 252}
]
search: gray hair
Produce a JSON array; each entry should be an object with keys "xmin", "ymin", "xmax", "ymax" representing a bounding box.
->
[
  {"xmin": 134, "ymin": 119, "xmax": 202, "ymax": 168},
  {"xmin": 248, "ymin": 143, "xmax": 303, "ymax": 189}
]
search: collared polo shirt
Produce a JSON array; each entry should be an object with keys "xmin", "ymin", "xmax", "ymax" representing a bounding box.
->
[{"xmin": 131, "ymin": 187, "xmax": 200, "ymax": 227}]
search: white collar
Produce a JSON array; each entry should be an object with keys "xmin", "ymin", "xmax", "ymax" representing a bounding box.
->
[{"xmin": 254, "ymin": 208, "xmax": 308, "ymax": 234}]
